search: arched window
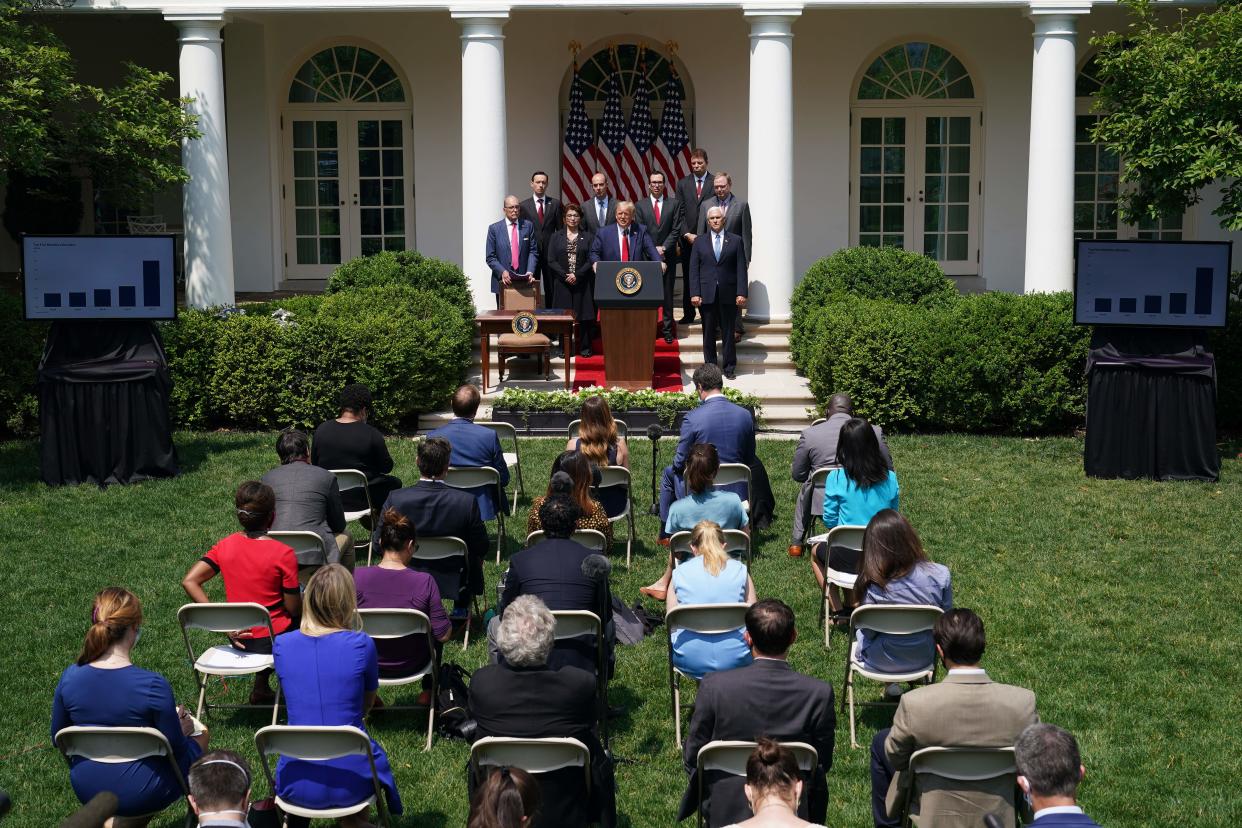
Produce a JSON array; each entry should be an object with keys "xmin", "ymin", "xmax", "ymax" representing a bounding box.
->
[
  {"xmin": 857, "ymin": 42, "xmax": 974, "ymax": 100},
  {"xmin": 288, "ymin": 46, "xmax": 405, "ymax": 104}
]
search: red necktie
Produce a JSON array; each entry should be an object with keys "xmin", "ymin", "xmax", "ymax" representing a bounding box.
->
[
  {"xmin": 695, "ymin": 180, "xmax": 703, "ymax": 199},
  {"xmin": 654, "ymin": 198, "xmax": 661, "ymax": 225},
  {"xmin": 509, "ymin": 222, "xmax": 519, "ymax": 272},
  {"xmin": 537, "ymin": 199, "xmax": 544, "ymax": 223},
  {"xmin": 621, "ymin": 230, "xmax": 629, "ymax": 262}
]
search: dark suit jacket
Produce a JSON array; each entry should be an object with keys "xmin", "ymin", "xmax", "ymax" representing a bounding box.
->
[
  {"xmin": 1030, "ymin": 814, "xmax": 1102, "ymax": 827},
  {"xmin": 519, "ymin": 195, "xmax": 562, "ymax": 254},
  {"xmin": 673, "ymin": 394, "xmax": 756, "ymax": 474},
  {"xmin": 485, "ymin": 218, "xmax": 538, "ymax": 293},
  {"xmin": 471, "ymin": 663, "xmax": 614, "ymax": 828},
  {"xmin": 674, "ymin": 172, "xmax": 714, "ymax": 247},
  {"xmin": 589, "ymin": 224, "xmax": 661, "ymax": 265},
  {"xmin": 695, "ymin": 195, "xmax": 754, "ymax": 262},
  {"xmin": 579, "ymin": 196, "xmax": 618, "ymax": 233},
  {"xmin": 545, "ymin": 229, "xmax": 595, "ymax": 289},
  {"xmin": 261, "ymin": 461, "xmax": 347, "ymax": 565},
  {"xmin": 689, "ymin": 231, "xmax": 748, "ymax": 305},
  {"xmin": 426, "ymin": 418, "xmax": 509, "ymax": 521},
  {"xmin": 634, "ymin": 195, "xmax": 682, "ymax": 258},
  {"xmin": 790, "ymin": 413, "xmax": 893, "ymax": 541},
  {"xmin": 680, "ymin": 658, "xmax": 836, "ymax": 825},
  {"xmin": 370, "ymin": 480, "xmax": 488, "ymax": 599}
]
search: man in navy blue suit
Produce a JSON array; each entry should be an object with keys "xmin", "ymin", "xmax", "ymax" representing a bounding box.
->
[
  {"xmin": 588, "ymin": 200, "xmax": 663, "ymax": 271},
  {"xmin": 485, "ymin": 195, "xmax": 538, "ymax": 306},
  {"xmin": 690, "ymin": 205, "xmax": 748, "ymax": 379},
  {"xmin": 426, "ymin": 384, "xmax": 509, "ymax": 521},
  {"xmin": 1016, "ymin": 724, "xmax": 1102, "ymax": 827}
]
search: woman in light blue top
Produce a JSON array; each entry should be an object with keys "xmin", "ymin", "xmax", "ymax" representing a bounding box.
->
[
  {"xmin": 667, "ymin": 520, "xmax": 756, "ymax": 680},
  {"xmin": 853, "ymin": 509, "xmax": 952, "ymax": 674}
]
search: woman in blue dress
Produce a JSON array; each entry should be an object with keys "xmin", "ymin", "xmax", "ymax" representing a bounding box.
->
[
  {"xmin": 667, "ymin": 520, "xmax": 756, "ymax": 680},
  {"xmin": 273, "ymin": 564, "xmax": 402, "ymax": 825},
  {"xmin": 51, "ymin": 587, "xmax": 209, "ymax": 822}
]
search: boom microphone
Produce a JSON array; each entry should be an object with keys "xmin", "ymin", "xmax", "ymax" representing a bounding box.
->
[
  {"xmin": 646, "ymin": 424, "xmax": 663, "ymax": 515},
  {"xmin": 59, "ymin": 791, "xmax": 118, "ymax": 828},
  {"xmin": 581, "ymin": 553, "xmax": 613, "ymax": 581}
]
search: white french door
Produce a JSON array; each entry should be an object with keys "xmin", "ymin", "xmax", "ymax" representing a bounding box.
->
[
  {"xmin": 282, "ymin": 110, "xmax": 413, "ymax": 279},
  {"xmin": 851, "ymin": 107, "xmax": 982, "ymax": 276}
]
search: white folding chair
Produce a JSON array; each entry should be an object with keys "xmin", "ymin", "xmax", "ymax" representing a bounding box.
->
[
  {"xmin": 843, "ymin": 604, "xmax": 944, "ymax": 748},
  {"xmin": 477, "ymin": 421, "xmax": 525, "ymax": 513},
  {"xmin": 799, "ymin": 465, "xmax": 841, "ymax": 548},
  {"xmin": 814, "ymin": 524, "xmax": 866, "ymax": 648},
  {"xmin": 666, "ymin": 603, "xmax": 750, "ymax": 749},
  {"xmin": 567, "ymin": 418, "xmax": 629, "ymax": 440},
  {"xmin": 178, "ymin": 602, "xmax": 281, "ymax": 724},
  {"xmin": 444, "ymin": 465, "xmax": 506, "ymax": 563},
  {"xmin": 810, "ymin": 417, "xmax": 827, "ymax": 427},
  {"xmin": 331, "ymin": 468, "xmax": 374, "ymax": 563},
  {"xmin": 904, "ymin": 746, "xmax": 1019, "ymax": 828},
  {"xmin": 470, "ymin": 736, "xmax": 591, "ymax": 800},
  {"xmin": 597, "ymin": 465, "xmax": 637, "ymax": 567},
  {"xmin": 525, "ymin": 528, "xmax": 608, "ymax": 553},
  {"xmin": 127, "ymin": 214, "xmax": 166, "ymax": 234},
  {"xmin": 358, "ymin": 608, "xmax": 440, "ymax": 751},
  {"xmin": 254, "ymin": 725, "xmax": 390, "ymax": 827},
  {"xmin": 694, "ymin": 740, "xmax": 818, "ymax": 828},
  {"xmin": 670, "ymin": 529, "xmax": 752, "ymax": 568},
  {"xmin": 411, "ymin": 535, "xmax": 482, "ymax": 650},
  {"xmin": 713, "ymin": 463, "xmax": 752, "ymax": 513},
  {"xmin": 54, "ymin": 726, "xmax": 193, "ymax": 826},
  {"xmin": 550, "ymin": 610, "xmax": 609, "ymax": 748},
  {"xmin": 266, "ymin": 530, "xmax": 328, "ymax": 568}
]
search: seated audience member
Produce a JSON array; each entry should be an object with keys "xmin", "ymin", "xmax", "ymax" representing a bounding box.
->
[
  {"xmin": 642, "ymin": 442, "xmax": 749, "ymax": 602},
  {"xmin": 52, "ymin": 588, "xmax": 209, "ymax": 823},
  {"xmin": 372, "ymin": 437, "xmax": 488, "ymax": 620},
  {"xmin": 527, "ymin": 455, "xmax": 612, "ymax": 548},
  {"xmin": 262, "ymin": 428, "xmax": 353, "ymax": 578},
  {"xmin": 181, "ymin": 481, "xmax": 301, "ymax": 705},
  {"xmin": 427, "ymin": 383, "xmax": 510, "ymax": 520},
  {"xmin": 1015, "ymin": 724, "xmax": 1102, "ymax": 827},
  {"xmin": 355, "ymin": 508, "xmax": 453, "ymax": 703},
  {"xmin": 788, "ymin": 393, "xmax": 892, "ymax": 557},
  {"xmin": 872, "ymin": 608, "xmax": 1038, "ymax": 828},
  {"xmin": 467, "ymin": 766, "xmax": 541, "ymax": 828},
  {"xmin": 500, "ymin": 494, "xmax": 613, "ymax": 675},
  {"xmin": 311, "ymin": 383, "xmax": 402, "ymax": 516},
  {"xmin": 471, "ymin": 595, "xmax": 616, "ymax": 828},
  {"xmin": 273, "ymin": 565, "xmax": 402, "ymax": 824},
  {"xmin": 722, "ymin": 739, "xmax": 827, "ymax": 828},
  {"xmin": 188, "ymin": 750, "xmax": 251, "ymax": 827},
  {"xmin": 566, "ymin": 395, "xmax": 631, "ymax": 517},
  {"xmin": 681, "ymin": 600, "xmax": 835, "ymax": 827},
  {"xmin": 668, "ymin": 520, "xmax": 756, "ymax": 680},
  {"xmin": 852, "ymin": 509, "xmax": 952, "ymax": 679}
]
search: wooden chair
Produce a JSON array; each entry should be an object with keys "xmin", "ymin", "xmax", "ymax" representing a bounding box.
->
[{"xmin": 497, "ymin": 282, "xmax": 552, "ymax": 381}]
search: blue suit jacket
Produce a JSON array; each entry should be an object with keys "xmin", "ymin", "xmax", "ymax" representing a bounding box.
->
[
  {"xmin": 588, "ymin": 224, "xmax": 661, "ymax": 265},
  {"xmin": 486, "ymin": 218, "xmax": 539, "ymax": 294},
  {"xmin": 1031, "ymin": 813, "xmax": 1102, "ymax": 827},
  {"xmin": 689, "ymin": 231, "xmax": 748, "ymax": 304},
  {"xmin": 673, "ymin": 394, "xmax": 757, "ymax": 474},
  {"xmin": 426, "ymin": 418, "xmax": 510, "ymax": 520}
]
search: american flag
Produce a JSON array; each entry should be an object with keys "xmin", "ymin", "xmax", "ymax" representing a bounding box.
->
[
  {"xmin": 620, "ymin": 56, "xmax": 656, "ymax": 204},
  {"xmin": 560, "ymin": 62, "xmax": 595, "ymax": 209},
  {"xmin": 651, "ymin": 66, "xmax": 693, "ymax": 188},
  {"xmin": 594, "ymin": 55, "xmax": 629, "ymax": 203}
]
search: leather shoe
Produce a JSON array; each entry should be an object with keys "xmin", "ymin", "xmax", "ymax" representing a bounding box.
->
[
  {"xmin": 677, "ymin": 315, "xmax": 697, "ymax": 325},
  {"xmin": 733, "ymin": 329, "xmax": 743, "ymax": 343},
  {"xmin": 657, "ymin": 537, "xmax": 671, "ymax": 547},
  {"xmin": 639, "ymin": 585, "xmax": 667, "ymax": 601},
  {"xmin": 663, "ymin": 332, "xmax": 674, "ymax": 344},
  {"xmin": 787, "ymin": 545, "xmax": 803, "ymax": 558},
  {"xmin": 580, "ymin": 347, "xmax": 593, "ymax": 358},
  {"xmin": 724, "ymin": 370, "xmax": 736, "ymax": 380}
]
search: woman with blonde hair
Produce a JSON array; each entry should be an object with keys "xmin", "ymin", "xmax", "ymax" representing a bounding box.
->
[
  {"xmin": 666, "ymin": 520, "xmax": 756, "ymax": 680},
  {"xmin": 527, "ymin": 452, "xmax": 612, "ymax": 548},
  {"xmin": 721, "ymin": 739, "xmax": 825, "ymax": 828},
  {"xmin": 51, "ymin": 588, "xmax": 209, "ymax": 824},
  {"xmin": 566, "ymin": 395, "xmax": 630, "ymax": 517},
  {"xmin": 273, "ymin": 565, "xmax": 402, "ymax": 826}
]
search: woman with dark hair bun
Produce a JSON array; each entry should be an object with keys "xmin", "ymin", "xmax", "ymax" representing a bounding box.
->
[
  {"xmin": 719, "ymin": 738, "xmax": 825, "ymax": 827},
  {"xmin": 467, "ymin": 766, "xmax": 541, "ymax": 828}
]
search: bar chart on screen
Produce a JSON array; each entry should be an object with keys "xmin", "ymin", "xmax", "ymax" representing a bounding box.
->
[
  {"xmin": 1074, "ymin": 240, "xmax": 1233, "ymax": 329},
  {"xmin": 22, "ymin": 235, "xmax": 176, "ymax": 321}
]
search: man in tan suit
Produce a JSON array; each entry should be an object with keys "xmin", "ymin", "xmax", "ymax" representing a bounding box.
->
[{"xmin": 871, "ymin": 608, "xmax": 1038, "ymax": 828}]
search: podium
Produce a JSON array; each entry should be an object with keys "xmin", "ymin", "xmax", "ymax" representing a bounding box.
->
[{"xmin": 594, "ymin": 261, "xmax": 664, "ymax": 390}]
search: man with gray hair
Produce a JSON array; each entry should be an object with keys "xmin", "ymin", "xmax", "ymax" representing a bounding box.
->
[
  {"xmin": 261, "ymin": 428, "xmax": 352, "ymax": 581},
  {"xmin": 188, "ymin": 750, "xmax": 252, "ymax": 827},
  {"xmin": 589, "ymin": 198, "xmax": 661, "ymax": 271},
  {"xmin": 470, "ymin": 594, "xmax": 616, "ymax": 826},
  {"xmin": 1015, "ymin": 724, "xmax": 1101, "ymax": 827}
]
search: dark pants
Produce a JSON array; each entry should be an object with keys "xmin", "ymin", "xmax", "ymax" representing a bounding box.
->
[
  {"xmin": 340, "ymin": 474, "xmax": 402, "ymax": 514},
  {"xmin": 661, "ymin": 254, "xmax": 678, "ymax": 336},
  {"xmin": 679, "ymin": 248, "xmax": 696, "ymax": 320},
  {"xmin": 701, "ymin": 293, "xmax": 738, "ymax": 374},
  {"xmin": 871, "ymin": 727, "xmax": 901, "ymax": 828}
]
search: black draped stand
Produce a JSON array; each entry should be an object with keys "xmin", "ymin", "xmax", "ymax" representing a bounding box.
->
[
  {"xmin": 1084, "ymin": 328, "xmax": 1219, "ymax": 482},
  {"xmin": 38, "ymin": 321, "xmax": 179, "ymax": 486}
]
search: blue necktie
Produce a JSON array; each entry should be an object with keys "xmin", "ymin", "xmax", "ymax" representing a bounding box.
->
[
  {"xmin": 597, "ymin": 199, "xmax": 606, "ymax": 226},
  {"xmin": 713, "ymin": 233, "xmax": 722, "ymax": 262}
]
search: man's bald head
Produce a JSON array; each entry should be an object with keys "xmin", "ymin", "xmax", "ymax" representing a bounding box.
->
[{"xmin": 827, "ymin": 394, "xmax": 854, "ymax": 417}]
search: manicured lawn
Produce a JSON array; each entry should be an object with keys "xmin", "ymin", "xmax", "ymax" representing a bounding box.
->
[{"xmin": 0, "ymin": 432, "xmax": 1239, "ymax": 826}]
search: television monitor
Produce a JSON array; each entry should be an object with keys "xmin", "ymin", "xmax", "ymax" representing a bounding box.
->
[
  {"xmin": 1074, "ymin": 239, "xmax": 1232, "ymax": 328},
  {"xmin": 22, "ymin": 235, "xmax": 177, "ymax": 321}
]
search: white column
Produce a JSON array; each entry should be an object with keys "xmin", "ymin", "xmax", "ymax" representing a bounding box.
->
[
  {"xmin": 1023, "ymin": 5, "xmax": 1089, "ymax": 293},
  {"xmin": 167, "ymin": 13, "xmax": 235, "ymax": 309},
  {"xmin": 453, "ymin": 8, "xmax": 509, "ymax": 310},
  {"xmin": 744, "ymin": 6, "xmax": 801, "ymax": 322}
]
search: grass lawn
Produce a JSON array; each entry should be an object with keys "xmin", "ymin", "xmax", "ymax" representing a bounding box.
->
[{"xmin": 1, "ymin": 431, "xmax": 1239, "ymax": 827}]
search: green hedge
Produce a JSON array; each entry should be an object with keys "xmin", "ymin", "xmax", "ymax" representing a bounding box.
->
[
  {"xmin": 0, "ymin": 293, "xmax": 47, "ymax": 436},
  {"xmin": 1212, "ymin": 295, "xmax": 1242, "ymax": 430},
  {"xmin": 324, "ymin": 250, "xmax": 475, "ymax": 319}
]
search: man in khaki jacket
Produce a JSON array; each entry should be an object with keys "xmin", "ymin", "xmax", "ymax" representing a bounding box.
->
[{"xmin": 871, "ymin": 608, "xmax": 1038, "ymax": 828}]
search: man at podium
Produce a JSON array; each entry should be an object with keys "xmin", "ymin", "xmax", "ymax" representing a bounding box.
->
[{"xmin": 589, "ymin": 201, "xmax": 662, "ymax": 273}]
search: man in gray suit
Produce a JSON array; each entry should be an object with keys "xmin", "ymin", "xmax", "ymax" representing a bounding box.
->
[
  {"xmin": 789, "ymin": 393, "xmax": 893, "ymax": 556},
  {"xmin": 696, "ymin": 172, "xmax": 752, "ymax": 341},
  {"xmin": 872, "ymin": 609, "xmax": 1039, "ymax": 828},
  {"xmin": 634, "ymin": 170, "xmax": 682, "ymax": 343},
  {"xmin": 579, "ymin": 172, "xmax": 618, "ymax": 234},
  {"xmin": 674, "ymin": 148, "xmax": 713, "ymax": 325},
  {"xmin": 261, "ymin": 430, "xmax": 353, "ymax": 580}
]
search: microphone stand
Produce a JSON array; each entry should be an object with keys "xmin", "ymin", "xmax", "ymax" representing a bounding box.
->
[{"xmin": 647, "ymin": 424, "xmax": 662, "ymax": 515}]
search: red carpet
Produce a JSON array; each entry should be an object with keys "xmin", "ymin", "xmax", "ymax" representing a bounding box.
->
[{"xmin": 572, "ymin": 311, "xmax": 683, "ymax": 392}]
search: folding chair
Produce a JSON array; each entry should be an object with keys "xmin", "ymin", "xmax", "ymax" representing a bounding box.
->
[
  {"xmin": 470, "ymin": 736, "xmax": 591, "ymax": 801},
  {"xmin": 177, "ymin": 602, "xmax": 281, "ymax": 724},
  {"xmin": 331, "ymin": 468, "xmax": 374, "ymax": 563},
  {"xmin": 799, "ymin": 465, "xmax": 841, "ymax": 548},
  {"xmin": 254, "ymin": 725, "xmax": 390, "ymax": 827},
  {"xmin": 670, "ymin": 529, "xmax": 752, "ymax": 568},
  {"xmin": 266, "ymin": 530, "xmax": 328, "ymax": 568},
  {"xmin": 54, "ymin": 726, "xmax": 194, "ymax": 827},
  {"xmin": 550, "ymin": 610, "xmax": 609, "ymax": 748},
  {"xmin": 358, "ymin": 608, "xmax": 440, "ymax": 751},
  {"xmin": 814, "ymin": 524, "xmax": 866, "ymax": 648},
  {"xmin": 666, "ymin": 603, "xmax": 750, "ymax": 748},
  {"xmin": 843, "ymin": 604, "xmax": 944, "ymax": 748},
  {"xmin": 810, "ymin": 417, "xmax": 827, "ymax": 427},
  {"xmin": 713, "ymin": 463, "xmax": 752, "ymax": 513},
  {"xmin": 126, "ymin": 214, "xmax": 166, "ymax": 234},
  {"xmin": 525, "ymin": 528, "xmax": 609, "ymax": 553},
  {"xmin": 497, "ymin": 282, "xmax": 553, "ymax": 381},
  {"xmin": 411, "ymin": 535, "xmax": 482, "ymax": 649},
  {"xmin": 903, "ymin": 746, "xmax": 1018, "ymax": 828},
  {"xmin": 597, "ymin": 466, "xmax": 637, "ymax": 567},
  {"xmin": 694, "ymin": 740, "xmax": 818, "ymax": 828},
  {"xmin": 477, "ymin": 420, "xmax": 526, "ymax": 512},
  {"xmin": 444, "ymin": 465, "xmax": 506, "ymax": 563},
  {"xmin": 566, "ymin": 418, "xmax": 629, "ymax": 440}
]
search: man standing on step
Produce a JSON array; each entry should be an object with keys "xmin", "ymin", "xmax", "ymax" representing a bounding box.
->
[
  {"xmin": 519, "ymin": 170, "xmax": 562, "ymax": 309},
  {"xmin": 674, "ymin": 149, "xmax": 713, "ymax": 325},
  {"xmin": 689, "ymin": 205, "xmax": 747, "ymax": 380},
  {"xmin": 635, "ymin": 170, "xmax": 682, "ymax": 344},
  {"xmin": 696, "ymin": 172, "xmax": 753, "ymax": 345}
]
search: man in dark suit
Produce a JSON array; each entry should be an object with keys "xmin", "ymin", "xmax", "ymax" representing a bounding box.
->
[
  {"xmin": 690, "ymin": 205, "xmax": 748, "ymax": 378},
  {"xmin": 370, "ymin": 436, "xmax": 488, "ymax": 615},
  {"xmin": 579, "ymin": 172, "xmax": 617, "ymax": 234},
  {"xmin": 472, "ymin": 594, "xmax": 617, "ymax": 828},
  {"xmin": 696, "ymin": 172, "xmax": 753, "ymax": 343},
  {"xmin": 634, "ymin": 170, "xmax": 683, "ymax": 343},
  {"xmin": 674, "ymin": 148, "xmax": 713, "ymax": 325},
  {"xmin": 1016, "ymin": 724, "xmax": 1102, "ymax": 828},
  {"xmin": 679, "ymin": 599, "xmax": 835, "ymax": 826},
  {"xmin": 589, "ymin": 200, "xmax": 662, "ymax": 269},
  {"xmin": 262, "ymin": 429, "xmax": 353, "ymax": 579},
  {"xmin": 519, "ymin": 170, "xmax": 562, "ymax": 309},
  {"xmin": 485, "ymin": 195, "xmax": 538, "ymax": 305},
  {"xmin": 426, "ymin": 384, "xmax": 509, "ymax": 521}
]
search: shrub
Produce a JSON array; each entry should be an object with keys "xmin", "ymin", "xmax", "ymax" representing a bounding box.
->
[
  {"xmin": 324, "ymin": 250, "xmax": 474, "ymax": 318},
  {"xmin": 1212, "ymin": 289, "xmax": 1242, "ymax": 429},
  {"xmin": 0, "ymin": 292, "xmax": 47, "ymax": 436},
  {"xmin": 160, "ymin": 308, "xmax": 220, "ymax": 430}
]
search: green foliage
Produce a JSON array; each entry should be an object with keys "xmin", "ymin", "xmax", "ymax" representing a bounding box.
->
[
  {"xmin": 1211, "ymin": 281, "xmax": 1242, "ymax": 429},
  {"xmin": 492, "ymin": 385, "xmax": 764, "ymax": 427},
  {"xmin": 0, "ymin": 292, "xmax": 45, "ymax": 436},
  {"xmin": 324, "ymin": 250, "xmax": 475, "ymax": 318},
  {"xmin": 1090, "ymin": 0, "xmax": 1242, "ymax": 230},
  {"xmin": 0, "ymin": 1, "xmax": 76, "ymax": 184}
]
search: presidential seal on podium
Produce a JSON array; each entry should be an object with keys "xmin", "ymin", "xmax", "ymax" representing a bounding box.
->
[{"xmin": 616, "ymin": 266, "xmax": 643, "ymax": 296}]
